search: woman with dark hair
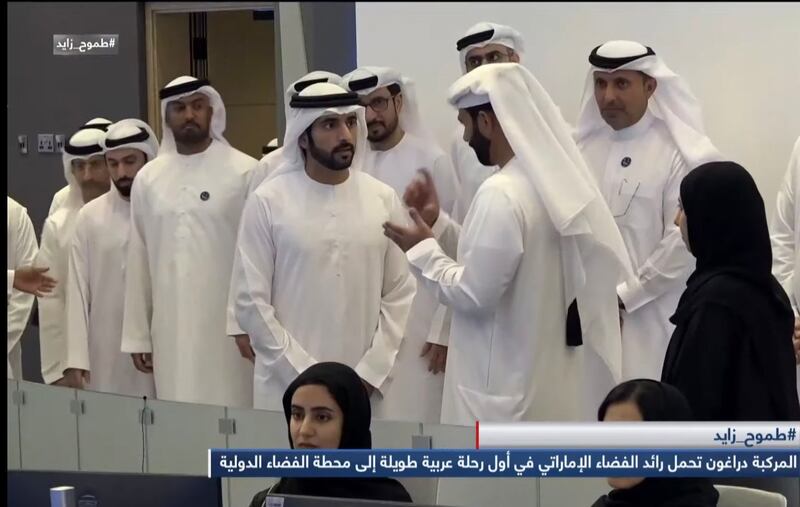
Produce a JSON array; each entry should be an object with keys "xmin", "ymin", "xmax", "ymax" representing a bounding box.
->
[
  {"xmin": 664, "ymin": 161, "xmax": 800, "ymax": 420},
  {"xmin": 592, "ymin": 379, "xmax": 719, "ymax": 507},
  {"xmin": 248, "ymin": 362, "xmax": 412, "ymax": 506}
]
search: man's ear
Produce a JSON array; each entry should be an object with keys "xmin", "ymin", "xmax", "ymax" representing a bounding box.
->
[
  {"xmin": 298, "ymin": 132, "xmax": 309, "ymax": 150},
  {"xmin": 476, "ymin": 110, "xmax": 493, "ymax": 138},
  {"xmin": 164, "ymin": 105, "xmax": 177, "ymax": 126},
  {"xmin": 644, "ymin": 76, "xmax": 657, "ymax": 98},
  {"xmin": 394, "ymin": 92, "xmax": 404, "ymax": 113}
]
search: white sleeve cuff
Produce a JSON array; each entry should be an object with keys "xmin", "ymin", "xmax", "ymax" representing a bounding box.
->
[
  {"xmin": 617, "ymin": 277, "xmax": 654, "ymax": 314},
  {"xmin": 226, "ymin": 323, "xmax": 245, "ymax": 337},
  {"xmin": 120, "ymin": 338, "xmax": 153, "ymax": 354},
  {"xmin": 431, "ymin": 211, "xmax": 452, "ymax": 239},
  {"xmin": 43, "ymin": 368, "xmax": 64, "ymax": 386},
  {"xmin": 407, "ymin": 238, "xmax": 440, "ymax": 268},
  {"xmin": 354, "ymin": 360, "xmax": 389, "ymax": 395}
]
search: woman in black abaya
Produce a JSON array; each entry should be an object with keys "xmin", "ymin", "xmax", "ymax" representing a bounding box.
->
[{"xmin": 662, "ymin": 161, "xmax": 800, "ymax": 421}]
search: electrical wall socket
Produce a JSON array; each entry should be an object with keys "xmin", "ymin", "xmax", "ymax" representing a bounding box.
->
[
  {"xmin": 17, "ymin": 135, "xmax": 28, "ymax": 155},
  {"xmin": 38, "ymin": 134, "xmax": 54, "ymax": 153},
  {"xmin": 55, "ymin": 134, "xmax": 66, "ymax": 153}
]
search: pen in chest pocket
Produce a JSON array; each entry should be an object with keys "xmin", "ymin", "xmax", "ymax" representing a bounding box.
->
[{"xmin": 613, "ymin": 178, "xmax": 642, "ymax": 218}]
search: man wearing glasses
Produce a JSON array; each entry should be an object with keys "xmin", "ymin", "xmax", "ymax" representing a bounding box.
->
[
  {"xmin": 450, "ymin": 22, "xmax": 524, "ymax": 222},
  {"xmin": 575, "ymin": 40, "xmax": 721, "ymax": 385},
  {"xmin": 344, "ymin": 66, "xmax": 458, "ymax": 424}
]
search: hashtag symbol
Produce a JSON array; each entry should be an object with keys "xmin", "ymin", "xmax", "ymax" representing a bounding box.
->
[
  {"xmin": 109, "ymin": 38, "xmax": 115, "ymax": 48},
  {"xmin": 788, "ymin": 428, "xmax": 797, "ymax": 441}
]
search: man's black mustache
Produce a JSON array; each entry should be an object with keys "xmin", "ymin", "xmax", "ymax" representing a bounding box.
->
[
  {"xmin": 333, "ymin": 144, "xmax": 354, "ymax": 153},
  {"xmin": 115, "ymin": 177, "xmax": 133, "ymax": 185}
]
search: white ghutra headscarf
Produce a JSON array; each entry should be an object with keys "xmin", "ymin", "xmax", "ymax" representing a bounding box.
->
[
  {"xmin": 449, "ymin": 63, "xmax": 636, "ymax": 382},
  {"xmin": 575, "ymin": 40, "xmax": 722, "ymax": 169},
  {"xmin": 158, "ymin": 75, "xmax": 229, "ymax": 155}
]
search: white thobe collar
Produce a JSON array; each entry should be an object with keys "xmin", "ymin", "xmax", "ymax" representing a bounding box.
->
[
  {"xmin": 369, "ymin": 130, "xmax": 407, "ymax": 154},
  {"xmin": 302, "ymin": 168, "xmax": 354, "ymax": 191},
  {"xmin": 174, "ymin": 139, "xmax": 217, "ymax": 163},
  {"xmin": 610, "ymin": 109, "xmax": 656, "ymax": 142},
  {"xmin": 109, "ymin": 186, "xmax": 131, "ymax": 208}
]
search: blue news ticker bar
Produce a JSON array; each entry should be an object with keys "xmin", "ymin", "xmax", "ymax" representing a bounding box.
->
[
  {"xmin": 209, "ymin": 449, "xmax": 799, "ymax": 478},
  {"xmin": 477, "ymin": 422, "xmax": 800, "ymax": 449}
]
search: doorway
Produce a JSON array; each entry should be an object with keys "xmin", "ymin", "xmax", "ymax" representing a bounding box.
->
[{"xmin": 146, "ymin": 2, "xmax": 278, "ymax": 159}]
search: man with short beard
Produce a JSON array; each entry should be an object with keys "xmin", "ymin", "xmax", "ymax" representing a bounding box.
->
[
  {"xmin": 383, "ymin": 63, "xmax": 633, "ymax": 424},
  {"xmin": 61, "ymin": 119, "xmax": 158, "ymax": 397},
  {"xmin": 344, "ymin": 66, "xmax": 459, "ymax": 423},
  {"xmin": 121, "ymin": 76, "xmax": 258, "ymax": 408},
  {"xmin": 450, "ymin": 22, "xmax": 524, "ymax": 222},
  {"xmin": 230, "ymin": 82, "xmax": 415, "ymax": 411},
  {"xmin": 247, "ymin": 71, "xmax": 344, "ymax": 195}
]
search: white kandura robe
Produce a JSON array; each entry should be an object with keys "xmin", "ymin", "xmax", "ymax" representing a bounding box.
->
[
  {"xmin": 770, "ymin": 135, "xmax": 800, "ymax": 399},
  {"xmin": 48, "ymin": 185, "xmax": 70, "ymax": 216},
  {"xmin": 408, "ymin": 158, "xmax": 584, "ymax": 425},
  {"xmin": 449, "ymin": 131, "xmax": 496, "ymax": 222},
  {"xmin": 121, "ymin": 140, "xmax": 257, "ymax": 408},
  {"xmin": 361, "ymin": 132, "xmax": 459, "ymax": 423},
  {"xmin": 231, "ymin": 170, "xmax": 415, "ymax": 411},
  {"xmin": 7, "ymin": 197, "xmax": 38, "ymax": 380},
  {"xmin": 578, "ymin": 112, "xmax": 693, "ymax": 385},
  {"xmin": 247, "ymin": 148, "xmax": 285, "ymax": 195},
  {"xmin": 64, "ymin": 189, "xmax": 156, "ymax": 397},
  {"xmin": 37, "ymin": 205, "xmax": 82, "ymax": 384}
]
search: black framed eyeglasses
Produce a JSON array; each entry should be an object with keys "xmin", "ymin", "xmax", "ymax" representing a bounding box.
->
[{"xmin": 362, "ymin": 96, "xmax": 391, "ymax": 112}]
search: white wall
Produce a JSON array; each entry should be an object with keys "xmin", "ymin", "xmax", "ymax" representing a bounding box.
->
[{"xmin": 356, "ymin": 2, "xmax": 800, "ymax": 217}]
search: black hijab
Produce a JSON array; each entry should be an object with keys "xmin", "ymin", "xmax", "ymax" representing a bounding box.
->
[
  {"xmin": 680, "ymin": 160, "xmax": 777, "ymax": 287},
  {"xmin": 250, "ymin": 363, "xmax": 412, "ymax": 506},
  {"xmin": 592, "ymin": 379, "xmax": 719, "ymax": 507},
  {"xmin": 664, "ymin": 161, "xmax": 800, "ymax": 420},
  {"xmin": 281, "ymin": 361, "xmax": 373, "ymax": 450}
]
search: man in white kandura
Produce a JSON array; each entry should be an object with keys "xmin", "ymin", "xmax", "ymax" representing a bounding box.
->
[
  {"xmin": 344, "ymin": 65, "xmax": 459, "ymax": 423},
  {"xmin": 770, "ymin": 135, "xmax": 800, "ymax": 398},
  {"xmin": 37, "ymin": 124, "xmax": 111, "ymax": 385},
  {"xmin": 575, "ymin": 40, "xmax": 722, "ymax": 398},
  {"xmin": 247, "ymin": 71, "xmax": 344, "ymax": 194},
  {"xmin": 8, "ymin": 197, "xmax": 54, "ymax": 379},
  {"xmin": 62, "ymin": 119, "xmax": 159, "ymax": 397},
  {"xmin": 384, "ymin": 63, "xmax": 633, "ymax": 424},
  {"xmin": 48, "ymin": 118, "xmax": 112, "ymax": 217},
  {"xmin": 121, "ymin": 76, "xmax": 258, "ymax": 407},
  {"xmin": 449, "ymin": 22, "xmax": 524, "ymax": 222},
  {"xmin": 231, "ymin": 82, "xmax": 415, "ymax": 411}
]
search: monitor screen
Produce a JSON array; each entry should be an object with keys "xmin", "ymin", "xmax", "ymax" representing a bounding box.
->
[
  {"xmin": 7, "ymin": 470, "xmax": 222, "ymax": 507},
  {"xmin": 263, "ymin": 494, "xmax": 445, "ymax": 507}
]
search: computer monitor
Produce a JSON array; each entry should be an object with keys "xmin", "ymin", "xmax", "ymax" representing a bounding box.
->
[
  {"xmin": 263, "ymin": 494, "xmax": 447, "ymax": 507},
  {"xmin": 7, "ymin": 470, "xmax": 222, "ymax": 507}
]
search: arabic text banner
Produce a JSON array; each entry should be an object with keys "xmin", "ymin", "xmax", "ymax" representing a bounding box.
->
[
  {"xmin": 477, "ymin": 422, "xmax": 800, "ymax": 449},
  {"xmin": 208, "ymin": 449, "xmax": 799, "ymax": 478}
]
